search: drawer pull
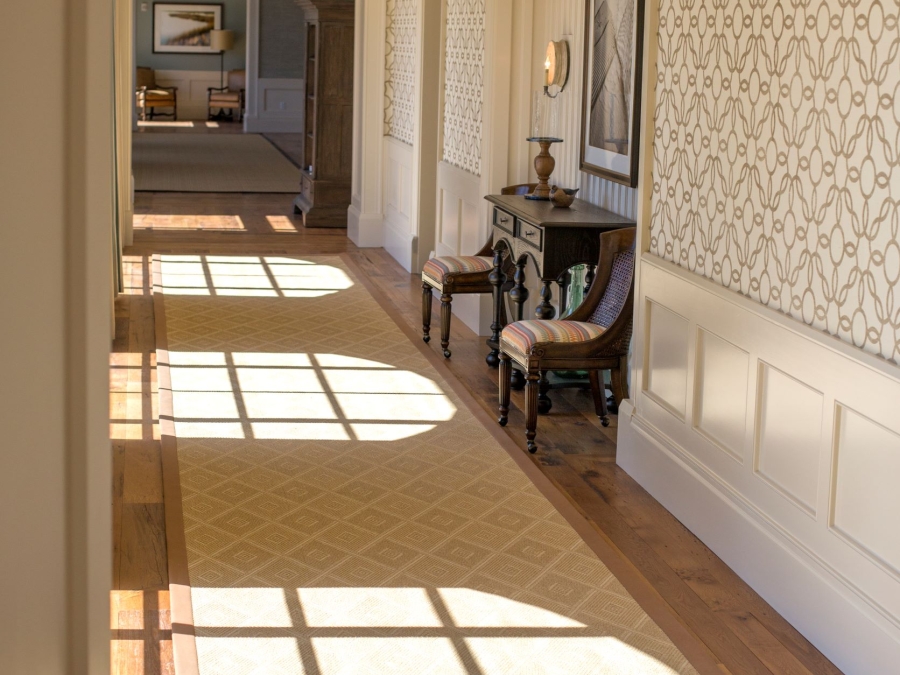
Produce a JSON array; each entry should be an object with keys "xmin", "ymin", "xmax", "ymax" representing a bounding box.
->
[
  {"xmin": 523, "ymin": 230, "xmax": 536, "ymax": 238},
  {"xmin": 499, "ymin": 216, "xmax": 509, "ymax": 223}
]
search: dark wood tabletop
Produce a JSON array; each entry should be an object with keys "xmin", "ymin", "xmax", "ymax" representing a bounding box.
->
[{"xmin": 486, "ymin": 194, "xmax": 635, "ymax": 228}]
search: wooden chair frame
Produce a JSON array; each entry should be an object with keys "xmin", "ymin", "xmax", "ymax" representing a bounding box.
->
[
  {"xmin": 498, "ymin": 228, "xmax": 636, "ymax": 453},
  {"xmin": 136, "ymin": 85, "xmax": 178, "ymax": 121},
  {"xmin": 421, "ymin": 184, "xmax": 535, "ymax": 358},
  {"xmin": 422, "ymin": 236, "xmax": 513, "ymax": 357},
  {"xmin": 207, "ymin": 85, "xmax": 245, "ymax": 122}
]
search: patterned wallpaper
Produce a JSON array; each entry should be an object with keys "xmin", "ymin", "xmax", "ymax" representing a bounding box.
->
[
  {"xmin": 650, "ymin": 0, "xmax": 900, "ymax": 363},
  {"xmin": 259, "ymin": 0, "xmax": 305, "ymax": 79},
  {"xmin": 384, "ymin": 0, "xmax": 418, "ymax": 145},
  {"xmin": 442, "ymin": 0, "xmax": 485, "ymax": 176}
]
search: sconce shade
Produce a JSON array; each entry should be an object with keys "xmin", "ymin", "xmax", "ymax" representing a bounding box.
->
[
  {"xmin": 210, "ymin": 29, "xmax": 235, "ymax": 52},
  {"xmin": 545, "ymin": 40, "xmax": 569, "ymax": 90}
]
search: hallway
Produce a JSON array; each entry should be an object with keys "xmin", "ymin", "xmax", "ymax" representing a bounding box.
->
[{"xmin": 109, "ymin": 194, "xmax": 842, "ymax": 675}]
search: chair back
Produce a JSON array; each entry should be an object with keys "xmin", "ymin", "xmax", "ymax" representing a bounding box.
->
[
  {"xmin": 582, "ymin": 228, "xmax": 636, "ymax": 354},
  {"xmin": 136, "ymin": 66, "xmax": 155, "ymax": 89},
  {"xmin": 588, "ymin": 246, "xmax": 634, "ymax": 329},
  {"xmin": 501, "ymin": 183, "xmax": 538, "ymax": 196},
  {"xmin": 228, "ymin": 69, "xmax": 246, "ymax": 91}
]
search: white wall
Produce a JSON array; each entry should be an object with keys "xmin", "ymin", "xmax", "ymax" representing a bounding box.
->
[
  {"xmin": 244, "ymin": 0, "xmax": 305, "ymax": 133},
  {"xmin": 1, "ymin": 1, "xmax": 112, "ymax": 673}
]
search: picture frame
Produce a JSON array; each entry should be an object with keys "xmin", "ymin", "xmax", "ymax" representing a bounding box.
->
[
  {"xmin": 153, "ymin": 3, "xmax": 223, "ymax": 54},
  {"xmin": 580, "ymin": 0, "xmax": 646, "ymax": 187}
]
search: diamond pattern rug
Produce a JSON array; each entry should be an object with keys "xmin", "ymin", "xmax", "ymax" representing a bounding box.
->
[
  {"xmin": 154, "ymin": 253, "xmax": 703, "ymax": 675},
  {"xmin": 134, "ymin": 134, "xmax": 301, "ymax": 192}
]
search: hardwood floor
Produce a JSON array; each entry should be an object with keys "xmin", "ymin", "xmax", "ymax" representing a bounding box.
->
[{"xmin": 111, "ymin": 192, "xmax": 843, "ymax": 675}]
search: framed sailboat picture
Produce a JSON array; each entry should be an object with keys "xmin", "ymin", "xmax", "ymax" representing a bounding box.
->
[
  {"xmin": 580, "ymin": 0, "xmax": 646, "ymax": 187},
  {"xmin": 153, "ymin": 3, "xmax": 223, "ymax": 54}
]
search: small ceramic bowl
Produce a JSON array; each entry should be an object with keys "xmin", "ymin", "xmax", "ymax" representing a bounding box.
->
[{"xmin": 550, "ymin": 186, "xmax": 579, "ymax": 208}]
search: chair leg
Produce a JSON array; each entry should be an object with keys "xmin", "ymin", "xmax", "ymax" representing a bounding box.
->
[
  {"xmin": 610, "ymin": 355, "xmax": 629, "ymax": 407},
  {"xmin": 440, "ymin": 293, "xmax": 452, "ymax": 358},
  {"xmin": 422, "ymin": 282, "xmax": 433, "ymax": 344},
  {"xmin": 525, "ymin": 369, "xmax": 540, "ymax": 453},
  {"xmin": 589, "ymin": 370, "xmax": 610, "ymax": 427},
  {"xmin": 538, "ymin": 370, "xmax": 552, "ymax": 414},
  {"xmin": 498, "ymin": 352, "xmax": 511, "ymax": 426}
]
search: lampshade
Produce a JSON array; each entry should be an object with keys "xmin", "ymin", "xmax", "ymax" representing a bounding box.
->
[
  {"xmin": 544, "ymin": 40, "xmax": 569, "ymax": 89},
  {"xmin": 210, "ymin": 29, "xmax": 235, "ymax": 52}
]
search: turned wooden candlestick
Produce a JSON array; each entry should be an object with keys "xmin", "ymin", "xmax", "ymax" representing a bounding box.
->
[{"xmin": 526, "ymin": 136, "xmax": 563, "ymax": 200}]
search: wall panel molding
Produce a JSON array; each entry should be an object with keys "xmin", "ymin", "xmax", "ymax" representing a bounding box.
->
[
  {"xmin": 620, "ymin": 253, "xmax": 900, "ymax": 675},
  {"xmin": 153, "ymin": 69, "xmax": 222, "ymax": 121},
  {"xmin": 383, "ymin": 136, "xmax": 415, "ymax": 270}
]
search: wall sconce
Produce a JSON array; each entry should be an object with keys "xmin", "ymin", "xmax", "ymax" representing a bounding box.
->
[{"xmin": 543, "ymin": 40, "xmax": 569, "ymax": 98}]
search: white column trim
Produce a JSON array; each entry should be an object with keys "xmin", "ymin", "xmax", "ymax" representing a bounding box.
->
[
  {"xmin": 243, "ymin": 0, "xmax": 260, "ymax": 131},
  {"xmin": 348, "ymin": 0, "xmax": 387, "ymax": 247}
]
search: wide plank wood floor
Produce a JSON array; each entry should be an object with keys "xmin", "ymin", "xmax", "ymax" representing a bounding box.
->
[{"xmin": 111, "ymin": 191, "xmax": 843, "ymax": 675}]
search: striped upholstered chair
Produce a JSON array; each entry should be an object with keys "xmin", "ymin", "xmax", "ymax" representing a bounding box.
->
[
  {"xmin": 498, "ymin": 228, "xmax": 636, "ymax": 453},
  {"xmin": 421, "ymin": 184, "xmax": 535, "ymax": 357}
]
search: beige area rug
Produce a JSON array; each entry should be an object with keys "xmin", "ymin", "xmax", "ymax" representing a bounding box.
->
[
  {"xmin": 154, "ymin": 253, "xmax": 714, "ymax": 675},
  {"xmin": 134, "ymin": 134, "xmax": 301, "ymax": 192}
]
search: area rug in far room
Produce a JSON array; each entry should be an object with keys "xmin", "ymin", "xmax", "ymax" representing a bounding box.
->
[
  {"xmin": 134, "ymin": 134, "xmax": 300, "ymax": 193},
  {"xmin": 154, "ymin": 253, "xmax": 718, "ymax": 675}
]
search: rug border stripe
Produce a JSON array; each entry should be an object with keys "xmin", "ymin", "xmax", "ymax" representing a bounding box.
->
[
  {"xmin": 340, "ymin": 252, "xmax": 722, "ymax": 675},
  {"xmin": 153, "ymin": 254, "xmax": 202, "ymax": 675},
  {"xmin": 153, "ymin": 251, "xmax": 720, "ymax": 675}
]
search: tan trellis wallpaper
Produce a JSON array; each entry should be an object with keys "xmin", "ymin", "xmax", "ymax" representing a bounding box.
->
[
  {"xmin": 442, "ymin": 0, "xmax": 485, "ymax": 176},
  {"xmin": 384, "ymin": 0, "xmax": 418, "ymax": 145},
  {"xmin": 650, "ymin": 0, "xmax": 900, "ymax": 363}
]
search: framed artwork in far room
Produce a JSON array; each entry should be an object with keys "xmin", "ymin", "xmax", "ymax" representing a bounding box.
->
[
  {"xmin": 153, "ymin": 3, "xmax": 223, "ymax": 54},
  {"xmin": 580, "ymin": 0, "xmax": 646, "ymax": 187}
]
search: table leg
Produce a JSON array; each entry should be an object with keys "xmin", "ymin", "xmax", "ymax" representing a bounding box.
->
[
  {"xmin": 585, "ymin": 264, "xmax": 596, "ymax": 294},
  {"xmin": 510, "ymin": 255, "xmax": 529, "ymax": 321},
  {"xmin": 509, "ymin": 255, "xmax": 529, "ymax": 390},
  {"xmin": 535, "ymin": 280, "xmax": 556, "ymax": 320},
  {"xmin": 486, "ymin": 248, "xmax": 507, "ymax": 368}
]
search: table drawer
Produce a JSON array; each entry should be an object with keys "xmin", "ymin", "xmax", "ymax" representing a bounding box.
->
[
  {"xmin": 516, "ymin": 220, "xmax": 543, "ymax": 251},
  {"xmin": 493, "ymin": 207, "xmax": 515, "ymax": 235}
]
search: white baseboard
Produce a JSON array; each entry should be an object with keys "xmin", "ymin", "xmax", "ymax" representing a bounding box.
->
[
  {"xmin": 384, "ymin": 218, "xmax": 416, "ymax": 273},
  {"xmin": 617, "ymin": 400, "xmax": 900, "ymax": 675},
  {"xmin": 347, "ymin": 203, "xmax": 383, "ymax": 248}
]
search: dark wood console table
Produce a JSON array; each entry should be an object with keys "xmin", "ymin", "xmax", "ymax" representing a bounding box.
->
[{"xmin": 485, "ymin": 193, "xmax": 635, "ymax": 368}]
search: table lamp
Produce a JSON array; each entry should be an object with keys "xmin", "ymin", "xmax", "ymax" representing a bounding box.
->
[{"xmin": 210, "ymin": 29, "xmax": 235, "ymax": 88}]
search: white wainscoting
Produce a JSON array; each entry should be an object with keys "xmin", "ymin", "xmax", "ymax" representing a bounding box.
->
[
  {"xmin": 619, "ymin": 253, "xmax": 900, "ymax": 675},
  {"xmin": 382, "ymin": 136, "xmax": 416, "ymax": 272},
  {"xmin": 244, "ymin": 77, "xmax": 304, "ymax": 133},
  {"xmin": 435, "ymin": 160, "xmax": 491, "ymax": 335},
  {"xmin": 152, "ymin": 70, "xmax": 222, "ymax": 121}
]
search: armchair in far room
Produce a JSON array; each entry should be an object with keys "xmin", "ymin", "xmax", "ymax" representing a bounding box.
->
[
  {"xmin": 135, "ymin": 67, "xmax": 177, "ymax": 121},
  {"xmin": 208, "ymin": 69, "xmax": 246, "ymax": 122},
  {"xmin": 498, "ymin": 227, "xmax": 636, "ymax": 453},
  {"xmin": 420, "ymin": 184, "xmax": 536, "ymax": 358}
]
